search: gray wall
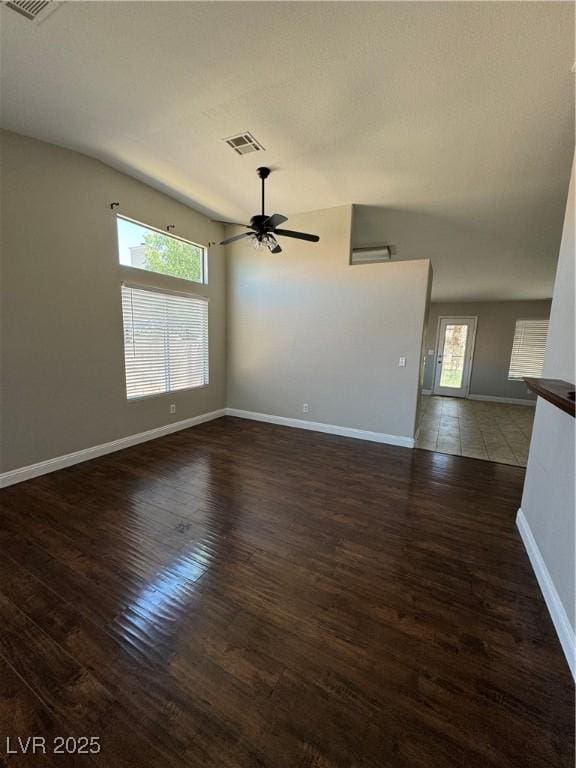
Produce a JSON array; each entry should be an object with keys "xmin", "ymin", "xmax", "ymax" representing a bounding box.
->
[
  {"xmin": 0, "ymin": 130, "xmax": 226, "ymax": 472},
  {"xmin": 422, "ymin": 300, "xmax": 552, "ymax": 400},
  {"xmin": 521, "ymin": 160, "xmax": 575, "ymax": 635},
  {"xmin": 226, "ymin": 205, "xmax": 432, "ymax": 441},
  {"xmin": 351, "ymin": 202, "xmax": 563, "ymax": 303}
]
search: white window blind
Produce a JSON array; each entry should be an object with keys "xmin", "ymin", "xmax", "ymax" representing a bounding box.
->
[
  {"xmin": 508, "ymin": 319, "xmax": 549, "ymax": 380},
  {"xmin": 121, "ymin": 285, "xmax": 209, "ymax": 399}
]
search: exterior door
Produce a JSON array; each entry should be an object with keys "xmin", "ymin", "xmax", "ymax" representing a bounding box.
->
[{"xmin": 432, "ymin": 317, "xmax": 477, "ymax": 398}]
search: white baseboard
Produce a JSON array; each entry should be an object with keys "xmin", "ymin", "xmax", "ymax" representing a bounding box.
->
[
  {"xmin": 225, "ymin": 408, "xmax": 414, "ymax": 448},
  {"xmin": 0, "ymin": 407, "xmax": 415, "ymax": 488},
  {"xmin": 516, "ymin": 508, "xmax": 575, "ymax": 680},
  {"xmin": 467, "ymin": 394, "xmax": 536, "ymax": 406},
  {"xmin": 0, "ymin": 409, "xmax": 226, "ymax": 489}
]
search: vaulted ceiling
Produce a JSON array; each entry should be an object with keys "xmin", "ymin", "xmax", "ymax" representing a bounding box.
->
[{"xmin": 1, "ymin": 1, "xmax": 573, "ymax": 300}]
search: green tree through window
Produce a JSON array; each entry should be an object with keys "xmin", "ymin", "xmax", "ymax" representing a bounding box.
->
[{"xmin": 143, "ymin": 232, "xmax": 203, "ymax": 282}]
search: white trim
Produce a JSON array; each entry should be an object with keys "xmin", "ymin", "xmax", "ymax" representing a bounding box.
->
[
  {"xmin": 516, "ymin": 508, "xmax": 575, "ymax": 680},
  {"xmin": 225, "ymin": 409, "xmax": 414, "ymax": 448},
  {"xmin": 467, "ymin": 394, "xmax": 536, "ymax": 406},
  {"xmin": 0, "ymin": 409, "xmax": 226, "ymax": 489}
]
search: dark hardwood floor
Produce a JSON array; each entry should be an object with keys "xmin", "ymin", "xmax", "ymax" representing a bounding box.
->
[{"xmin": 0, "ymin": 417, "xmax": 573, "ymax": 767}]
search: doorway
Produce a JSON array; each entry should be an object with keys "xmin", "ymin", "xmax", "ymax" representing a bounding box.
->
[{"xmin": 432, "ymin": 317, "xmax": 477, "ymax": 398}]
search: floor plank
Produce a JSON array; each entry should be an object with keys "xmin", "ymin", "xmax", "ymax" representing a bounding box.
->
[{"xmin": 0, "ymin": 417, "xmax": 572, "ymax": 767}]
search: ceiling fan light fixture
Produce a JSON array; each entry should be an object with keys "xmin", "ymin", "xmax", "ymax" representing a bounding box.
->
[{"xmin": 251, "ymin": 232, "xmax": 276, "ymax": 250}]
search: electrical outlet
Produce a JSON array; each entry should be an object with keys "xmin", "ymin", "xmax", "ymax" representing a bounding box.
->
[
  {"xmin": 302, "ymin": 403, "xmax": 310, "ymax": 414},
  {"xmin": 398, "ymin": 357, "xmax": 406, "ymax": 367},
  {"xmin": 170, "ymin": 404, "xmax": 176, "ymax": 414}
]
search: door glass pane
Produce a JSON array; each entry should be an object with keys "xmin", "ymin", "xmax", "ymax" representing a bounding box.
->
[{"xmin": 440, "ymin": 324, "xmax": 468, "ymax": 388}]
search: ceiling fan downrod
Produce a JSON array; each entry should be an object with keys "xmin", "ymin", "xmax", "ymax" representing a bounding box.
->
[{"xmin": 257, "ymin": 166, "xmax": 270, "ymax": 216}]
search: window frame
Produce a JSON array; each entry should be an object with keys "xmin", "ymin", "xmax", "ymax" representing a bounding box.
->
[
  {"xmin": 115, "ymin": 213, "xmax": 208, "ymax": 286},
  {"xmin": 120, "ymin": 281, "xmax": 210, "ymax": 402},
  {"xmin": 507, "ymin": 317, "xmax": 549, "ymax": 382}
]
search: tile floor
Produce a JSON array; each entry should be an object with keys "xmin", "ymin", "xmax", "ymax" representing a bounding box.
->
[{"xmin": 416, "ymin": 395, "xmax": 535, "ymax": 466}]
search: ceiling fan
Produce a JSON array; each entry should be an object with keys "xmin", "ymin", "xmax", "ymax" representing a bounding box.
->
[{"xmin": 218, "ymin": 167, "xmax": 319, "ymax": 254}]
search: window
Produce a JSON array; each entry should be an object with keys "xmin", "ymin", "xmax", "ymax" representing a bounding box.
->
[
  {"xmin": 117, "ymin": 216, "xmax": 206, "ymax": 284},
  {"xmin": 508, "ymin": 319, "xmax": 549, "ymax": 380},
  {"xmin": 121, "ymin": 285, "xmax": 209, "ymax": 399}
]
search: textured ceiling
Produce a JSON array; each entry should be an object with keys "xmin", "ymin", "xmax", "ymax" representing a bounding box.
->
[{"xmin": 1, "ymin": 1, "xmax": 573, "ymax": 300}]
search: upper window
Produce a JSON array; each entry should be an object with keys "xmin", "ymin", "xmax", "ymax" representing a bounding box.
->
[
  {"xmin": 508, "ymin": 319, "xmax": 549, "ymax": 380},
  {"xmin": 117, "ymin": 216, "xmax": 206, "ymax": 284},
  {"xmin": 121, "ymin": 285, "xmax": 209, "ymax": 399}
]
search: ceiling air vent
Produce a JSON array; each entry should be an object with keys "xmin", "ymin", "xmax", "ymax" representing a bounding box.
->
[
  {"xmin": 5, "ymin": 0, "xmax": 58, "ymax": 22},
  {"xmin": 223, "ymin": 132, "xmax": 265, "ymax": 156}
]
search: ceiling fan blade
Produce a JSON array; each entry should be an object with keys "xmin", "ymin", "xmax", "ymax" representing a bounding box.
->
[
  {"xmin": 266, "ymin": 235, "xmax": 282, "ymax": 254},
  {"xmin": 273, "ymin": 228, "xmax": 320, "ymax": 243},
  {"xmin": 211, "ymin": 220, "xmax": 247, "ymax": 226},
  {"xmin": 219, "ymin": 231, "xmax": 253, "ymax": 246},
  {"xmin": 263, "ymin": 213, "xmax": 288, "ymax": 229}
]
